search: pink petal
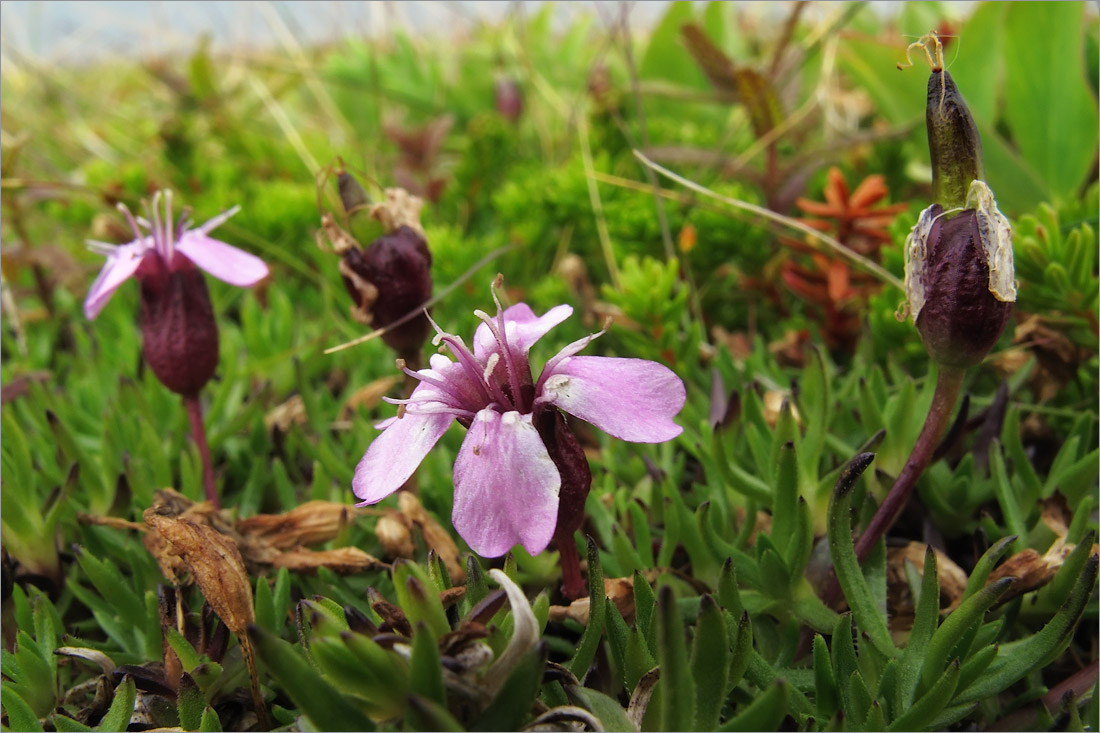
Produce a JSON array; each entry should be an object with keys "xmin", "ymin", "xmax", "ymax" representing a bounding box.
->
[
  {"xmin": 452, "ymin": 409, "xmax": 561, "ymax": 557},
  {"xmin": 353, "ymin": 409, "xmax": 453, "ymax": 504},
  {"xmin": 83, "ymin": 241, "xmax": 152, "ymax": 319},
  {"xmin": 473, "ymin": 303, "xmax": 572, "ymax": 360},
  {"xmin": 539, "ymin": 356, "xmax": 685, "ymax": 442},
  {"xmin": 175, "ymin": 232, "xmax": 269, "ymax": 287}
]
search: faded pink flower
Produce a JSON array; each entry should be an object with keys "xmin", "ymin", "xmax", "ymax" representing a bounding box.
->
[
  {"xmin": 353, "ymin": 283, "xmax": 686, "ymax": 558},
  {"xmin": 84, "ymin": 191, "xmax": 269, "ymax": 395},
  {"xmin": 84, "ymin": 191, "xmax": 269, "ymax": 319}
]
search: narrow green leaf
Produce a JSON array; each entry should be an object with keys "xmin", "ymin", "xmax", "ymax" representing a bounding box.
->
[
  {"xmin": 957, "ymin": 555, "xmax": 1098, "ymax": 704},
  {"xmin": 889, "ymin": 659, "xmax": 960, "ymax": 731},
  {"xmin": 95, "ymin": 676, "xmax": 136, "ymax": 732},
  {"xmin": 897, "ymin": 546, "xmax": 940, "ymax": 707},
  {"xmin": 960, "ymin": 536, "xmax": 1016, "ymax": 602},
  {"xmin": 989, "ymin": 444, "xmax": 1027, "ymax": 554},
  {"xmin": 691, "ymin": 595, "xmax": 729, "ymax": 730},
  {"xmin": 570, "ymin": 537, "xmax": 606, "ymax": 680},
  {"xmin": 771, "ymin": 441, "xmax": 799, "ymax": 554},
  {"xmin": 813, "ymin": 634, "xmax": 838, "ymax": 719},
  {"xmin": 406, "ymin": 694, "xmax": 464, "ymax": 732},
  {"xmin": 198, "ymin": 706, "xmax": 222, "ymax": 732},
  {"xmin": 50, "ymin": 714, "xmax": 92, "ymax": 732},
  {"xmin": 633, "ymin": 571, "xmax": 657, "ymax": 653},
  {"xmin": 248, "ymin": 624, "xmax": 376, "ymax": 731},
  {"xmin": 462, "ymin": 556, "xmax": 489, "ymax": 616},
  {"xmin": 719, "ymin": 679, "xmax": 787, "ymax": 731},
  {"xmin": 605, "ymin": 599, "xmax": 631, "ymax": 687},
  {"xmin": 471, "ymin": 643, "xmax": 547, "ymax": 732},
  {"xmin": 920, "ymin": 578, "xmax": 1011, "ymax": 692},
  {"xmin": 727, "ymin": 612, "xmax": 752, "ymax": 691},
  {"xmin": 624, "ymin": 624, "xmax": 657, "ymax": 693},
  {"xmin": 254, "ymin": 576, "xmax": 276, "ymax": 634},
  {"xmin": 657, "ymin": 585, "xmax": 694, "ymax": 733},
  {"xmin": 827, "ymin": 454, "xmax": 896, "ymax": 658},
  {"xmin": 177, "ymin": 673, "xmax": 205, "ymax": 731},
  {"xmin": 956, "ymin": 642, "xmax": 998, "ymax": 694},
  {"xmin": 566, "ymin": 686, "xmax": 637, "ymax": 732},
  {"xmin": 409, "ymin": 623, "xmax": 445, "ymax": 707},
  {"xmin": 166, "ymin": 628, "xmax": 202, "ymax": 673},
  {"xmin": 1, "ymin": 686, "xmax": 45, "ymax": 733}
]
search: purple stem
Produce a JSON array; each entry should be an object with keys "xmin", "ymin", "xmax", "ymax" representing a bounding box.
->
[
  {"xmin": 183, "ymin": 392, "xmax": 219, "ymax": 508},
  {"xmin": 557, "ymin": 534, "xmax": 586, "ymax": 601},
  {"xmin": 821, "ymin": 365, "xmax": 965, "ymax": 608}
]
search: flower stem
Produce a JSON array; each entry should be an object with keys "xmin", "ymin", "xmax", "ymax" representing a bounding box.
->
[
  {"xmin": 183, "ymin": 392, "xmax": 219, "ymax": 509},
  {"xmin": 853, "ymin": 365, "xmax": 965, "ymax": 563},
  {"xmin": 818, "ymin": 365, "xmax": 965, "ymax": 611},
  {"xmin": 557, "ymin": 534, "xmax": 586, "ymax": 601}
]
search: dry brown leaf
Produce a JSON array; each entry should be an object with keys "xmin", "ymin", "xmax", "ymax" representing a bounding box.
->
[
  {"xmin": 548, "ymin": 577, "xmax": 637, "ymax": 625},
  {"xmin": 272, "ymin": 546, "xmax": 384, "ymax": 574},
  {"xmin": 236, "ymin": 500, "xmax": 363, "ymax": 550},
  {"xmin": 369, "ymin": 187, "xmax": 426, "ymax": 237},
  {"xmin": 376, "ymin": 512, "xmax": 417, "ymax": 560},
  {"xmin": 263, "ymin": 394, "xmax": 308, "ymax": 433},
  {"xmin": 762, "ymin": 390, "xmax": 801, "ymax": 428},
  {"xmin": 143, "ymin": 506, "xmax": 254, "ymax": 636},
  {"xmin": 342, "ymin": 375, "xmax": 402, "ymax": 419},
  {"xmin": 886, "ymin": 542, "xmax": 968, "ymax": 642},
  {"xmin": 374, "ymin": 492, "xmax": 466, "ymax": 581}
]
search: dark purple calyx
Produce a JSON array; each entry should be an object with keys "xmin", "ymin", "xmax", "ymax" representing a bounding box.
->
[{"xmin": 138, "ymin": 255, "xmax": 219, "ymax": 396}]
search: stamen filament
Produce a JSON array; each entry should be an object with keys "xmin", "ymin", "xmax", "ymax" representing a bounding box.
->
[
  {"xmin": 473, "ymin": 308, "xmax": 525, "ymax": 412},
  {"xmin": 116, "ymin": 203, "xmax": 144, "ymax": 243}
]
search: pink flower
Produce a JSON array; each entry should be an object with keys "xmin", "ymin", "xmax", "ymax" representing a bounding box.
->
[
  {"xmin": 84, "ymin": 190, "xmax": 269, "ymax": 320},
  {"xmin": 353, "ymin": 283, "xmax": 686, "ymax": 557}
]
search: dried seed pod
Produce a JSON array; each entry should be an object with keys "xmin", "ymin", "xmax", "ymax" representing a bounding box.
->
[{"xmin": 902, "ymin": 40, "xmax": 1016, "ymax": 368}]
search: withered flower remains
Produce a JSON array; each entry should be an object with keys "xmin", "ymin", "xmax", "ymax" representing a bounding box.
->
[{"xmin": 902, "ymin": 42, "xmax": 1016, "ymax": 368}]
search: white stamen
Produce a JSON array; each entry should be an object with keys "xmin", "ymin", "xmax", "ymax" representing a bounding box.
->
[
  {"xmin": 482, "ymin": 352, "xmax": 500, "ymax": 383},
  {"xmin": 86, "ymin": 240, "xmax": 119, "ymax": 255},
  {"xmin": 197, "ymin": 205, "xmax": 240, "ymax": 235}
]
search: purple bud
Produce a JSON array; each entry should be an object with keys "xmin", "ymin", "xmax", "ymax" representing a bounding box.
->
[
  {"xmin": 494, "ymin": 78, "xmax": 524, "ymax": 122},
  {"xmin": 138, "ymin": 256, "xmax": 219, "ymax": 395}
]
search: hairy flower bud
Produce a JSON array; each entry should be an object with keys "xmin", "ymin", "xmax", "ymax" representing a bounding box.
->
[{"xmin": 138, "ymin": 255, "xmax": 220, "ymax": 395}]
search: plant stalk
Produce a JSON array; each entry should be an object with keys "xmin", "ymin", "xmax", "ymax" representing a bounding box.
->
[
  {"xmin": 853, "ymin": 365, "xmax": 965, "ymax": 563},
  {"xmin": 557, "ymin": 534, "xmax": 586, "ymax": 601},
  {"xmin": 183, "ymin": 392, "xmax": 219, "ymax": 508},
  {"xmin": 818, "ymin": 365, "xmax": 965, "ymax": 611}
]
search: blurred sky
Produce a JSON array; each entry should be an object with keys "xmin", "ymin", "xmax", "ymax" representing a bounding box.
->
[
  {"xmin": 1, "ymin": 2, "xmax": 675, "ymax": 65},
  {"xmin": 0, "ymin": 1, "xmax": 940, "ymax": 68}
]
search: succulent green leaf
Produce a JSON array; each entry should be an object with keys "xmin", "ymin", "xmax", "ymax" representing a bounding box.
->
[
  {"xmin": 718, "ymin": 679, "xmax": 788, "ymax": 732},
  {"xmin": 177, "ymin": 672, "xmax": 205, "ymax": 731},
  {"xmin": 691, "ymin": 595, "xmax": 729, "ymax": 730},
  {"xmin": 657, "ymin": 585, "xmax": 695, "ymax": 732},
  {"xmin": 890, "ymin": 659, "xmax": 960, "ymax": 732},
  {"xmin": 569, "ymin": 537, "xmax": 607, "ymax": 680},
  {"xmin": 248, "ymin": 624, "xmax": 376, "ymax": 731},
  {"xmin": 827, "ymin": 453, "xmax": 897, "ymax": 658},
  {"xmin": 1, "ymin": 686, "xmax": 45, "ymax": 733},
  {"xmin": 471, "ymin": 643, "xmax": 547, "ymax": 732},
  {"xmin": 94, "ymin": 676, "xmax": 136, "ymax": 732}
]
